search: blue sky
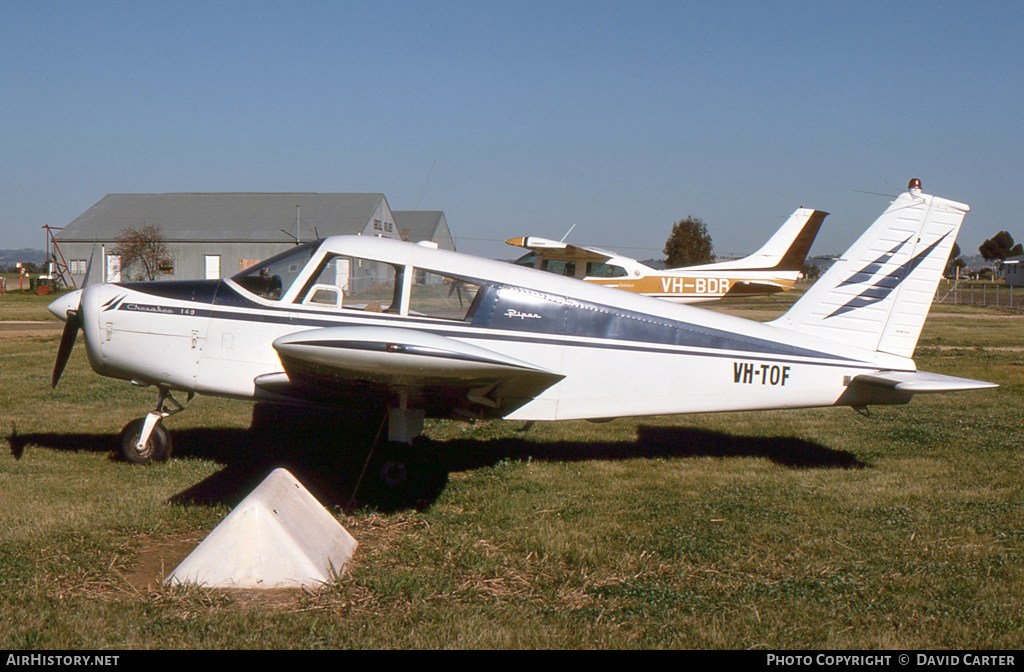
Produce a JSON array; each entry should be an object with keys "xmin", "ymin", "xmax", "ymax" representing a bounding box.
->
[{"xmin": 2, "ymin": 1, "xmax": 1022, "ymax": 261}]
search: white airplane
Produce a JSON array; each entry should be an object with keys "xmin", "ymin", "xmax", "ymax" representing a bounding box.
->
[
  {"xmin": 505, "ymin": 206, "xmax": 828, "ymax": 303},
  {"xmin": 49, "ymin": 180, "xmax": 994, "ymax": 500}
]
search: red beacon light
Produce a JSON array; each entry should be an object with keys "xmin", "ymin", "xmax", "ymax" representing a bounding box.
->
[{"xmin": 908, "ymin": 178, "xmax": 922, "ymax": 191}]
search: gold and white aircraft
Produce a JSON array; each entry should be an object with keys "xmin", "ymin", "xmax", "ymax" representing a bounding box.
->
[
  {"xmin": 48, "ymin": 180, "xmax": 993, "ymax": 503},
  {"xmin": 506, "ymin": 207, "xmax": 827, "ymax": 303}
]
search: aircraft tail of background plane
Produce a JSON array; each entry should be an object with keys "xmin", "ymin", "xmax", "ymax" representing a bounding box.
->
[
  {"xmin": 688, "ymin": 207, "xmax": 828, "ymax": 272},
  {"xmin": 770, "ymin": 180, "xmax": 968, "ymax": 358}
]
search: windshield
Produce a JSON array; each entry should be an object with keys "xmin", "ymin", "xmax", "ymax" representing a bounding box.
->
[
  {"xmin": 232, "ymin": 240, "xmax": 321, "ymax": 300},
  {"xmin": 513, "ymin": 252, "xmax": 537, "ymax": 268}
]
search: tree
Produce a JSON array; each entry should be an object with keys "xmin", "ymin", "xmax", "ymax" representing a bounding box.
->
[
  {"xmin": 113, "ymin": 225, "xmax": 173, "ymax": 281},
  {"xmin": 663, "ymin": 216, "xmax": 714, "ymax": 268},
  {"xmin": 801, "ymin": 262, "xmax": 822, "ymax": 281},
  {"xmin": 978, "ymin": 231, "xmax": 1023, "ymax": 264}
]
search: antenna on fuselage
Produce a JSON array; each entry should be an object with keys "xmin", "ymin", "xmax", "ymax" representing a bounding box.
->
[{"xmin": 560, "ymin": 223, "xmax": 577, "ymax": 243}]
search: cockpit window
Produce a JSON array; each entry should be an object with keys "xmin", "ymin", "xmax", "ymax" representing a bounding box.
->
[
  {"xmin": 232, "ymin": 240, "xmax": 321, "ymax": 300},
  {"xmin": 513, "ymin": 252, "xmax": 538, "ymax": 268},
  {"xmin": 295, "ymin": 253, "xmax": 401, "ymax": 313}
]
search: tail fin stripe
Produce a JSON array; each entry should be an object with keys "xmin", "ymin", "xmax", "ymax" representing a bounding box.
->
[
  {"xmin": 836, "ymin": 236, "xmax": 913, "ymax": 288},
  {"xmin": 827, "ymin": 231, "xmax": 951, "ymax": 318}
]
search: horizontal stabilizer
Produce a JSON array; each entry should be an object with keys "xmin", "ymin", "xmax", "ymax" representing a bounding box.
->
[
  {"xmin": 723, "ymin": 280, "xmax": 787, "ymax": 297},
  {"xmin": 851, "ymin": 370, "xmax": 997, "ymax": 394}
]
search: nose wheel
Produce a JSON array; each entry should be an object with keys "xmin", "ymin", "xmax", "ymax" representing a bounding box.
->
[
  {"xmin": 117, "ymin": 387, "xmax": 187, "ymax": 465},
  {"xmin": 119, "ymin": 417, "xmax": 173, "ymax": 465}
]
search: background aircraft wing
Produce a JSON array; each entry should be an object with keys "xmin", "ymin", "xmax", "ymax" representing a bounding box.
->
[
  {"xmin": 256, "ymin": 326, "xmax": 564, "ymax": 419},
  {"xmin": 505, "ymin": 236, "xmax": 614, "ymax": 263}
]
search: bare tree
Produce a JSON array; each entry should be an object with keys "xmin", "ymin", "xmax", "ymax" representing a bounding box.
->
[{"xmin": 113, "ymin": 225, "xmax": 173, "ymax": 281}]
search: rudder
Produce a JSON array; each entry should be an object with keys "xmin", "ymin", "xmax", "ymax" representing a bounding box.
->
[{"xmin": 770, "ymin": 180, "xmax": 968, "ymax": 357}]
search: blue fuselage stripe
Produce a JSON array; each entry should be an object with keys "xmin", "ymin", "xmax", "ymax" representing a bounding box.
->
[{"xmin": 112, "ymin": 300, "xmax": 881, "ymax": 373}]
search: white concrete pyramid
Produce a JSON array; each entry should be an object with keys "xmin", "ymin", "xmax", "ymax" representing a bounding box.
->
[{"xmin": 164, "ymin": 468, "xmax": 357, "ymax": 589}]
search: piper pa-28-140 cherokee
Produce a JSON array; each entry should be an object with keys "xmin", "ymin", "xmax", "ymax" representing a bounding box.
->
[
  {"xmin": 49, "ymin": 180, "xmax": 994, "ymax": 497},
  {"xmin": 505, "ymin": 206, "xmax": 827, "ymax": 303}
]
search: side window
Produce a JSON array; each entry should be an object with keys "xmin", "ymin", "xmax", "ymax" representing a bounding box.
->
[
  {"xmin": 408, "ymin": 270, "xmax": 482, "ymax": 321},
  {"xmin": 542, "ymin": 259, "xmax": 577, "ymax": 277},
  {"xmin": 586, "ymin": 262, "xmax": 627, "ymax": 278},
  {"xmin": 297, "ymin": 254, "xmax": 399, "ymax": 313}
]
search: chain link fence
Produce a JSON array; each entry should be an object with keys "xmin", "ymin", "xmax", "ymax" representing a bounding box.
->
[{"xmin": 935, "ymin": 280, "xmax": 1024, "ymax": 310}]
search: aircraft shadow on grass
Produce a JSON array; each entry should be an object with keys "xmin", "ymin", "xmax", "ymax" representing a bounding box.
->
[{"xmin": 7, "ymin": 421, "xmax": 865, "ymax": 513}]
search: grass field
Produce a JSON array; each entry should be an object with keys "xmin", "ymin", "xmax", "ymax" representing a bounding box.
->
[{"xmin": 0, "ymin": 288, "xmax": 1022, "ymax": 649}]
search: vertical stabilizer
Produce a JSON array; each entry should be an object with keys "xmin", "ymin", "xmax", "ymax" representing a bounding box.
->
[
  {"xmin": 689, "ymin": 208, "xmax": 828, "ymax": 272},
  {"xmin": 770, "ymin": 180, "xmax": 968, "ymax": 357}
]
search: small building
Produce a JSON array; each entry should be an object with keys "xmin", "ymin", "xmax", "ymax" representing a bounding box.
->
[
  {"xmin": 55, "ymin": 193, "xmax": 455, "ymax": 286},
  {"xmin": 1000, "ymin": 255, "xmax": 1024, "ymax": 287}
]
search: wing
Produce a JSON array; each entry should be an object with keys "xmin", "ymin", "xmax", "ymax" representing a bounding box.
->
[
  {"xmin": 255, "ymin": 326, "xmax": 564, "ymax": 419},
  {"xmin": 505, "ymin": 236, "xmax": 614, "ymax": 263}
]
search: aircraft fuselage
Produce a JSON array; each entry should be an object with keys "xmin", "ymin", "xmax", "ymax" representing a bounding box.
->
[{"xmin": 70, "ymin": 235, "xmax": 912, "ymax": 425}]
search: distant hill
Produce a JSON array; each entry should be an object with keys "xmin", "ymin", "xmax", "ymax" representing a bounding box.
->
[
  {"xmin": 0, "ymin": 249, "xmax": 46, "ymax": 262},
  {"xmin": 0, "ymin": 249, "xmax": 46, "ymax": 271},
  {"xmin": 961, "ymin": 255, "xmax": 994, "ymax": 271}
]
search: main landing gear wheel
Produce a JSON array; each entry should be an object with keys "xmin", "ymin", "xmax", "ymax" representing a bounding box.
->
[
  {"xmin": 119, "ymin": 418, "xmax": 173, "ymax": 465},
  {"xmin": 355, "ymin": 441, "xmax": 449, "ymax": 511}
]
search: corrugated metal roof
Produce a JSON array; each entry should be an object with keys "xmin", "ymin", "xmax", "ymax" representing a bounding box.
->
[{"xmin": 57, "ymin": 193, "xmax": 389, "ymax": 242}]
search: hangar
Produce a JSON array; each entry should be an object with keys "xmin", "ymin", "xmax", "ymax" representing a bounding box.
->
[
  {"xmin": 54, "ymin": 193, "xmax": 455, "ymax": 286},
  {"xmin": 393, "ymin": 210, "xmax": 454, "ymax": 254}
]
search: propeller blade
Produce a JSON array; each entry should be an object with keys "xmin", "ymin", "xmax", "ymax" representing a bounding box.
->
[
  {"xmin": 82, "ymin": 245, "xmax": 96, "ymax": 288},
  {"xmin": 447, "ymin": 278, "xmax": 465, "ymax": 307},
  {"xmin": 51, "ymin": 309, "xmax": 82, "ymax": 387}
]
